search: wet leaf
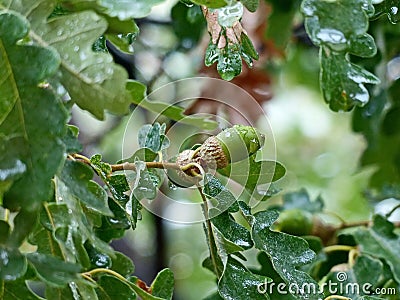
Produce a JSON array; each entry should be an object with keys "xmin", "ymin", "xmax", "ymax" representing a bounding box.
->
[
  {"xmin": 8, "ymin": 1, "xmax": 132, "ymax": 120},
  {"xmin": 241, "ymin": 0, "xmax": 259, "ymax": 12},
  {"xmin": 151, "ymin": 268, "xmax": 174, "ymax": 300},
  {"xmin": 59, "ymin": 160, "xmax": 112, "ymax": 216},
  {"xmin": 323, "ymin": 255, "xmax": 383, "ymax": 298},
  {"xmin": 279, "ymin": 188, "xmax": 324, "ymax": 213},
  {"xmin": 218, "ymin": 256, "xmax": 270, "ymax": 300},
  {"xmin": 0, "ymin": 247, "xmax": 27, "ymax": 281},
  {"xmin": 302, "ymin": 0, "xmax": 380, "ymax": 112},
  {"xmin": 0, "ymin": 11, "xmax": 67, "ymax": 212},
  {"xmin": 27, "ymin": 253, "xmax": 81, "ymax": 286},
  {"xmin": 203, "ymin": 174, "xmax": 237, "ymax": 216},
  {"xmin": 211, "ymin": 212, "xmax": 253, "ymax": 252},
  {"xmin": 320, "ymin": 49, "xmax": 379, "ymax": 111},
  {"xmin": 191, "ymin": 0, "xmax": 227, "ymax": 8},
  {"xmin": 95, "ymin": 274, "xmax": 137, "ymax": 299},
  {"xmin": 98, "ymin": 0, "xmax": 165, "ymax": 19},
  {"xmin": 353, "ymin": 214, "xmax": 400, "ymax": 283},
  {"xmin": 251, "ymin": 210, "xmax": 324, "ymax": 300},
  {"xmin": 218, "ymin": 156, "xmax": 286, "ymax": 196}
]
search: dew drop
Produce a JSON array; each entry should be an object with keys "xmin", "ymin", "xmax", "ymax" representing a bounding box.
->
[{"xmin": 73, "ymin": 45, "xmax": 80, "ymax": 52}]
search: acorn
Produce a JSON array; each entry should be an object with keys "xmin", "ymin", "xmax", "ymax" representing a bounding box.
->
[
  {"xmin": 173, "ymin": 125, "xmax": 265, "ymax": 185},
  {"xmin": 196, "ymin": 125, "xmax": 265, "ymax": 170}
]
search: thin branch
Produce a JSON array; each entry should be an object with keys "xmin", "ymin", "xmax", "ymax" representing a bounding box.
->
[
  {"xmin": 110, "ymin": 161, "xmax": 181, "ymax": 172},
  {"xmin": 197, "ymin": 186, "xmax": 223, "ymax": 279}
]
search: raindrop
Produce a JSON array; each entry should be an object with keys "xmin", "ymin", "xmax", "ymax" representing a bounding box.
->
[
  {"xmin": 56, "ymin": 29, "xmax": 63, "ymax": 36},
  {"xmin": 73, "ymin": 45, "xmax": 79, "ymax": 52},
  {"xmin": 168, "ymin": 182, "xmax": 177, "ymax": 190}
]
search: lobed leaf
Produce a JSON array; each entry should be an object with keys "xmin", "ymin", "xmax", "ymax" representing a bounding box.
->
[
  {"xmin": 353, "ymin": 214, "xmax": 400, "ymax": 283},
  {"xmin": 323, "ymin": 255, "xmax": 383, "ymax": 298},
  {"xmin": 0, "ymin": 11, "xmax": 67, "ymax": 212},
  {"xmin": 250, "ymin": 210, "xmax": 324, "ymax": 300},
  {"xmin": 320, "ymin": 49, "xmax": 379, "ymax": 112},
  {"xmin": 302, "ymin": 0, "xmax": 380, "ymax": 111},
  {"xmin": 218, "ymin": 256, "xmax": 270, "ymax": 300},
  {"xmin": 7, "ymin": 0, "xmax": 134, "ymax": 120}
]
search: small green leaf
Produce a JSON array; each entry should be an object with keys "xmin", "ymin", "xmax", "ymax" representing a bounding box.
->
[
  {"xmin": 138, "ymin": 123, "xmax": 169, "ymax": 153},
  {"xmin": 279, "ymin": 188, "xmax": 324, "ymax": 213},
  {"xmin": 302, "ymin": 0, "xmax": 375, "ymax": 54},
  {"xmin": 241, "ymin": 0, "xmax": 259, "ymax": 12},
  {"xmin": 251, "ymin": 210, "xmax": 324, "ymax": 300},
  {"xmin": 203, "ymin": 174, "xmax": 237, "ymax": 216},
  {"xmin": 0, "ymin": 274, "xmax": 44, "ymax": 300},
  {"xmin": 27, "ymin": 253, "xmax": 81, "ymax": 286},
  {"xmin": 241, "ymin": 33, "xmax": 259, "ymax": 60},
  {"xmin": 96, "ymin": 274, "xmax": 137, "ymax": 299},
  {"xmin": 211, "ymin": 212, "xmax": 253, "ymax": 251},
  {"xmin": 218, "ymin": 156, "xmax": 286, "ymax": 196},
  {"xmin": 111, "ymin": 252, "xmax": 135, "ymax": 278},
  {"xmin": 218, "ymin": 256, "xmax": 270, "ymax": 300},
  {"xmin": 127, "ymin": 82, "xmax": 217, "ymax": 130},
  {"xmin": 98, "ymin": 0, "xmax": 165, "ymax": 19},
  {"xmin": 217, "ymin": 45, "xmax": 242, "ymax": 81},
  {"xmin": 59, "ymin": 160, "xmax": 112, "ymax": 216},
  {"xmin": 0, "ymin": 247, "xmax": 27, "ymax": 281},
  {"xmin": 320, "ymin": 49, "xmax": 380, "ymax": 112},
  {"xmin": 7, "ymin": 209, "xmax": 38, "ymax": 248},
  {"xmin": 191, "ymin": 0, "xmax": 227, "ymax": 8},
  {"xmin": 63, "ymin": 125, "xmax": 82, "ymax": 154},
  {"xmin": 132, "ymin": 161, "xmax": 160, "ymax": 200},
  {"xmin": 353, "ymin": 214, "xmax": 400, "ymax": 283},
  {"xmin": 151, "ymin": 268, "xmax": 174, "ymax": 300}
]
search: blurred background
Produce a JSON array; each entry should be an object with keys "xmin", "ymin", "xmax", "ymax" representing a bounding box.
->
[{"xmin": 70, "ymin": 0, "xmax": 396, "ymax": 298}]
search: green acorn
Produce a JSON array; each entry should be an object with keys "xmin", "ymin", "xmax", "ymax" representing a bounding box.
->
[
  {"xmin": 174, "ymin": 125, "xmax": 265, "ymax": 185},
  {"xmin": 196, "ymin": 125, "xmax": 265, "ymax": 170}
]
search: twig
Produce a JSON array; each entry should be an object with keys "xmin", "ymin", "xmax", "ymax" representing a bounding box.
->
[{"xmin": 197, "ymin": 186, "xmax": 223, "ymax": 279}]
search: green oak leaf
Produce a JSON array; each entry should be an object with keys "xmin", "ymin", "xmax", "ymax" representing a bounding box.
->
[
  {"xmin": 98, "ymin": 0, "xmax": 165, "ymax": 19},
  {"xmin": 302, "ymin": 0, "xmax": 375, "ymax": 54},
  {"xmin": 203, "ymin": 174, "xmax": 238, "ymax": 216},
  {"xmin": 353, "ymin": 214, "xmax": 400, "ymax": 283},
  {"xmin": 95, "ymin": 274, "xmax": 137, "ymax": 299},
  {"xmin": 0, "ymin": 246, "xmax": 27, "ymax": 281},
  {"xmin": 320, "ymin": 49, "xmax": 379, "ymax": 112},
  {"xmin": 211, "ymin": 212, "xmax": 253, "ymax": 252},
  {"xmin": 302, "ymin": 0, "xmax": 380, "ymax": 112},
  {"xmin": 218, "ymin": 256, "xmax": 270, "ymax": 300},
  {"xmin": 218, "ymin": 155, "xmax": 286, "ymax": 197},
  {"xmin": 251, "ymin": 210, "xmax": 324, "ymax": 300},
  {"xmin": 58, "ymin": 160, "xmax": 112, "ymax": 216},
  {"xmin": 323, "ymin": 255, "xmax": 383, "ymax": 298},
  {"xmin": 279, "ymin": 188, "xmax": 324, "ymax": 213},
  {"xmin": 151, "ymin": 268, "xmax": 174, "ymax": 300},
  {"xmin": 241, "ymin": 0, "xmax": 259, "ymax": 12},
  {"xmin": 27, "ymin": 253, "xmax": 81, "ymax": 286},
  {"xmin": 7, "ymin": 0, "xmax": 133, "ymax": 120},
  {"xmin": 191, "ymin": 0, "xmax": 227, "ymax": 8},
  {"xmin": 0, "ymin": 270, "xmax": 44, "ymax": 300},
  {"xmin": 46, "ymin": 280, "xmax": 98, "ymax": 300},
  {"xmin": 0, "ymin": 11, "xmax": 67, "ymax": 212},
  {"xmin": 138, "ymin": 123, "xmax": 169, "ymax": 153}
]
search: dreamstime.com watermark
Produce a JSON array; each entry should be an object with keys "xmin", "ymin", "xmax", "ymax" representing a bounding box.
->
[{"xmin": 257, "ymin": 272, "xmax": 398, "ymax": 297}]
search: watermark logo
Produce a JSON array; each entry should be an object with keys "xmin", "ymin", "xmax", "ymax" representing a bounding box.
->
[{"xmin": 257, "ymin": 272, "xmax": 397, "ymax": 297}]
